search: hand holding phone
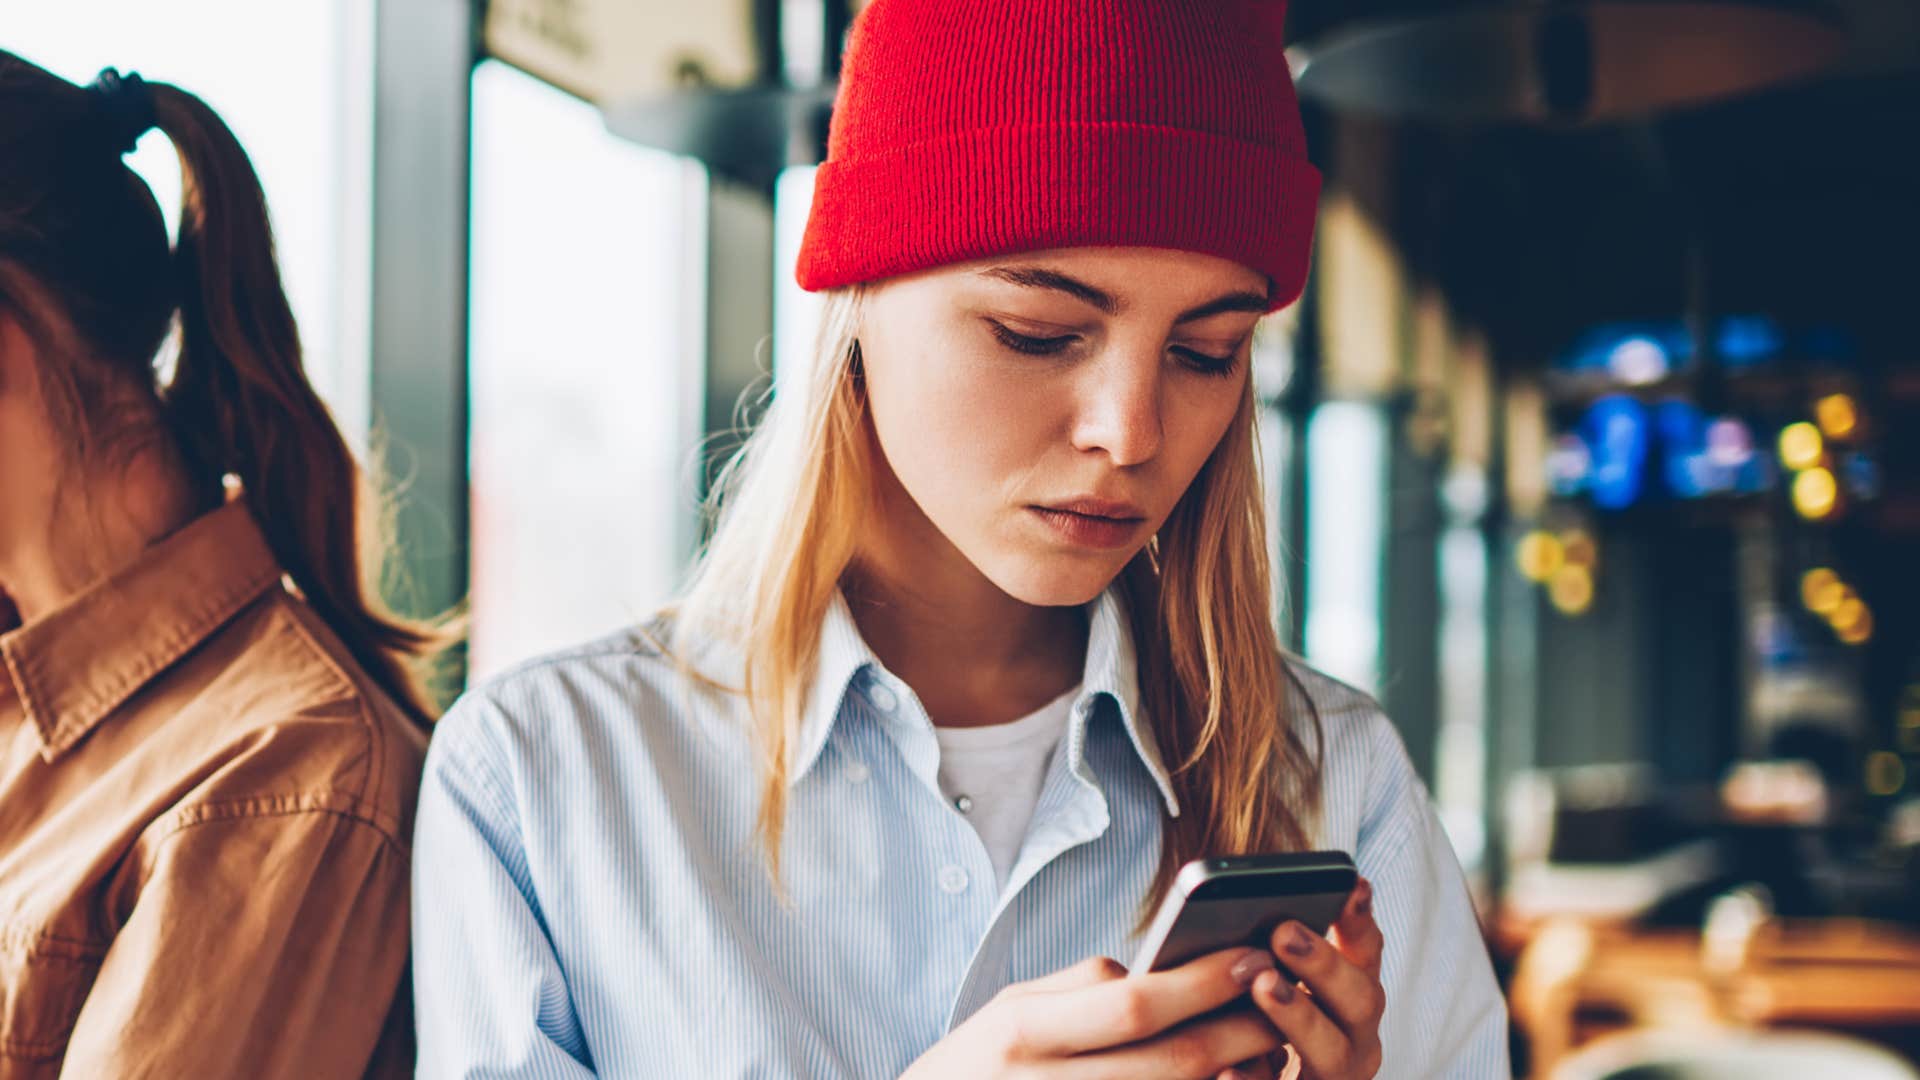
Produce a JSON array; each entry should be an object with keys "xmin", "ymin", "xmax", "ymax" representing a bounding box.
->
[
  {"xmin": 1131, "ymin": 851, "xmax": 1358, "ymax": 974},
  {"xmin": 1130, "ymin": 852, "xmax": 1387, "ymax": 1080},
  {"xmin": 899, "ymin": 950, "xmax": 1286, "ymax": 1078}
]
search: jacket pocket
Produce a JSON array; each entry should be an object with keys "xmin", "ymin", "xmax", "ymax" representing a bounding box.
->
[{"xmin": 0, "ymin": 926, "xmax": 105, "ymax": 1071}]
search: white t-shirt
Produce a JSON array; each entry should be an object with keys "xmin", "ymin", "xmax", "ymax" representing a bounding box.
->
[{"xmin": 933, "ymin": 685, "xmax": 1080, "ymax": 888}]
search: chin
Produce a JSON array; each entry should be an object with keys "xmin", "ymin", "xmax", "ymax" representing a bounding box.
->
[{"xmin": 982, "ymin": 553, "xmax": 1130, "ymax": 608}]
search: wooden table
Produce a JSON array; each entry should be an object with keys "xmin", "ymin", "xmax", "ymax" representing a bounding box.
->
[{"xmin": 1506, "ymin": 915, "xmax": 1920, "ymax": 1078}]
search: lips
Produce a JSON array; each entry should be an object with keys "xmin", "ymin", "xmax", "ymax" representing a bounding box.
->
[
  {"xmin": 1042, "ymin": 497, "xmax": 1148, "ymax": 521},
  {"xmin": 1029, "ymin": 498, "xmax": 1148, "ymax": 550}
]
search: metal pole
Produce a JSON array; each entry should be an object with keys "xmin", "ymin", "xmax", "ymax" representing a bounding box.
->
[{"xmin": 368, "ymin": 0, "xmax": 475, "ymax": 691}]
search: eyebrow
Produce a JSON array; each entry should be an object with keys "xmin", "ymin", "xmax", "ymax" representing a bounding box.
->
[{"xmin": 976, "ymin": 265, "xmax": 1269, "ymax": 324}]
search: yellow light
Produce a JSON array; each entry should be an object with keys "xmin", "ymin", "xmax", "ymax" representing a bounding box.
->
[
  {"xmin": 1561, "ymin": 529, "xmax": 1598, "ymax": 570},
  {"xmin": 1832, "ymin": 594, "xmax": 1867, "ymax": 630},
  {"xmin": 1834, "ymin": 598, "xmax": 1874, "ymax": 645},
  {"xmin": 1865, "ymin": 751, "xmax": 1906, "ymax": 797},
  {"xmin": 1778, "ymin": 422, "xmax": 1824, "ymax": 472},
  {"xmin": 1837, "ymin": 615, "xmax": 1874, "ymax": 646},
  {"xmin": 1815, "ymin": 394, "xmax": 1858, "ymax": 440},
  {"xmin": 1800, "ymin": 568, "xmax": 1844, "ymax": 615},
  {"xmin": 1516, "ymin": 531, "xmax": 1564, "ymax": 583},
  {"xmin": 1792, "ymin": 467, "xmax": 1838, "ymax": 520},
  {"xmin": 1548, "ymin": 566, "xmax": 1595, "ymax": 615}
]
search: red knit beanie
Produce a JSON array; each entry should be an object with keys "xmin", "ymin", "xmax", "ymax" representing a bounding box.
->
[{"xmin": 795, "ymin": 0, "xmax": 1321, "ymax": 311}]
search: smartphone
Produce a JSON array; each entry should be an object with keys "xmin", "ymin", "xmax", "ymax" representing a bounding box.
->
[{"xmin": 1129, "ymin": 851, "xmax": 1358, "ymax": 973}]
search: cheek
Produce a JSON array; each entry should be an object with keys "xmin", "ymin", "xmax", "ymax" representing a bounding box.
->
[
  {"xmin": 865, "ymin": 339, "xmax": 1052, "ymax": 512},
  {"xmin": 1157, "ymin": 378, "xmax": 1246, "ymax": 500}
]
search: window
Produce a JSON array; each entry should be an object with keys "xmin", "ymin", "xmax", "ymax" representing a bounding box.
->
[
  {"xmin": 466, "ymin": 61, "xmax": 704, "ymax": 678},
  {"xmin": 1305, "ymin": 402, "xmax": 1389, "ymax": 693},
  {"xmin": 9, "ymin": 0, "xmax": 375, "ymax": 437}
]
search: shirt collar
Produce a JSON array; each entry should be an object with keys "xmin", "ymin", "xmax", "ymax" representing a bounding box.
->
[
  {"xmin": 0, "ymin": 499, "xmax": 284, "ymax": 762},
  {"xmin": 788, "ymin": 587, "xmax": 1181, "ymax": 817},
  {"xmin": 788, "ymin": 590, "xmax": 879, "ymax": 782}
]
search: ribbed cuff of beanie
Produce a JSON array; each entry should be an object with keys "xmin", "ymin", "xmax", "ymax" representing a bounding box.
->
[{"xmin": 795, "ymin": 122, "xmax": 1321, "ymax": 311}]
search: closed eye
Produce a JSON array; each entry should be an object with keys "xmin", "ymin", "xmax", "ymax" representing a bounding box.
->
[
  {"xmin": 1173, "ymin": 345, "xmax": 1238, "ymax": 377},
  {"xmin": 988, "ymin": 320, "xmax": 1078, "ymax": 356},
  {"xmin": 989, "ymin": 319, "xmax": 1243, "ymax": 377}
]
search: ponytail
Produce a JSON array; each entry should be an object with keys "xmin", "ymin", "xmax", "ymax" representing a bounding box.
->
[{"xmin": 146, "ymin": 83, "xmax": 451, "ymax": 727}]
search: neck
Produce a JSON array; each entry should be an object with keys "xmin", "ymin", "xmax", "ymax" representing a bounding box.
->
[
  {"xmin": 0, "ymin": 450, "xmax": 202, "ymax": 627},
  {"xmin": 845, "ymin": 478, "xmax": 1088, "ymax": 729}
]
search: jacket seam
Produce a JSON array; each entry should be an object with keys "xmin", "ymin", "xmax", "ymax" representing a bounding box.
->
[
  {"xmin": 266, "ymin": 596, "xmax": 389, "ymax": 817},
  {"xmin": 148, "ymin": 794, "xmax": 410, "ymax": 854}
]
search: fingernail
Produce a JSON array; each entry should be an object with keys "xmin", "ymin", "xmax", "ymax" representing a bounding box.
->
[
  {"xmin": 1229, "ymin": 948, "xmax": 1276, "ymax": 986},
  {"xmin": 1355, "ymin": 879, "xmax": 1374, "ymax": 916},
  {"xmin": 1285, "ymin": 925, "xmax": 1315, "ymax": 958},
  {"xmin": 1220, "ymin": 1070, "xmax": 1252, "ymax": 1080},
  {"xmin": 1265, "ymin": 973, "xmax": 1296, "ymax": 1004}
]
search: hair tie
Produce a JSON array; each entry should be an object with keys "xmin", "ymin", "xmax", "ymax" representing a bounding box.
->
[{"xmin": 85, "ymin": 68, "xmax": 156, "ymax": 156}]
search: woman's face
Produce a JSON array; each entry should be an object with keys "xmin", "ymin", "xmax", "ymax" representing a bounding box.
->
[{"xmin": 857, "ymin": 246, "xmax": 1266, "ymax": 607}]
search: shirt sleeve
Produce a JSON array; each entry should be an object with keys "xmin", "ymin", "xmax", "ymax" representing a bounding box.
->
[
  {"xmin": 411, "ymin": 697, "xmax": 597, "ymax": 1079},
  {"xmin": 61, "ymin": 807, "xmax": 412, "ymax": 1079},
  {"xmin": 1354, "ymin": 718, "xmax": 1511, "ymax": 1079}
]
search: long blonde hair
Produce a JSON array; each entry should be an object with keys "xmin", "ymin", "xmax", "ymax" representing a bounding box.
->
[{"xmin": 676, "ymin": 287, "xmax": 1322, "ymax": 914}]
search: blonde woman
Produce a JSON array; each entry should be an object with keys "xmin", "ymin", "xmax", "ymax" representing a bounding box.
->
[{"xmin": 412, "ymin": 1, "xmax": 1507, "ymax": 1076}]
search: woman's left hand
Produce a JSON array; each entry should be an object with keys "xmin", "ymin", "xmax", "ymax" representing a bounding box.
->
[{"xmin": 1223, "ymin": 876, "xmax": 1385, "ymax": 1080}]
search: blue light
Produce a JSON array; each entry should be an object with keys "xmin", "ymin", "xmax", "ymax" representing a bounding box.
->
[
  {"xmin": 1656, "ymin": 399, "xmax": 1712, "ymax": 498},
  {"xmin": 1715, "ymin": 315, "xmax": 1785, "ymax": 369},
  {"xmin": 1547, "ymin": 434, "xmax": 1592, "ymax": 497},
  {"xmin": 1843, "ymin": 454, "xmax": 1881, "ymax": 500},
  {"xmin": 1557, "ymin": 322, "xmax": 1692, "ymax": 382},
  {"xmin": 1583, "ymin": 395, "xmax": 1652, "ymax": 510}
]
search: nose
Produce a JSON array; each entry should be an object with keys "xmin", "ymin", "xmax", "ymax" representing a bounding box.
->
[{"xmin": 1068, "ymin": 345, "xmax": 1165, "ymax": 468}]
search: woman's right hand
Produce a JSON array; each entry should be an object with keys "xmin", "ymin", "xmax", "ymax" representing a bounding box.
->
[{"xmin": 899, "ymin": 948, "xmax": 1283, "ymax": 1080}]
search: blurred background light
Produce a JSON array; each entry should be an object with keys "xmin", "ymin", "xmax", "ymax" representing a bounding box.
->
[
  {"xmin": 1779, "ymin": 422, "xmax": 1825, "ymax": 472},
  {"xmin": 1792, "ymin": 466, "xmax": 1839, "ymax": 520}
]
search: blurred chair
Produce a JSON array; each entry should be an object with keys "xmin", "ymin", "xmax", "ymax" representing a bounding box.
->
[{"xmin": 1549, "ymin": 1028, "xmax": 1920, "ymax": 1080}]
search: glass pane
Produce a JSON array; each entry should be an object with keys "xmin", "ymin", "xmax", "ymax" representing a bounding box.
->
[
  {"xmin": 467, "ymin": 60, "xmax": 703, "ymax": 678},
  {"xmin": 1305, "ymin": 402, "xmax": 1388, "ymax": 693},
  {"xmin": 773, "ymin": 165, "xmax": 823, "ymax": 394},
  {"xmin": 1257, "ymin": 405, "xmax": 1295, "ymax": 644},
  {"xmin": 1437, "ymin": 522, "xmax": 1490, "ymax": 870}
]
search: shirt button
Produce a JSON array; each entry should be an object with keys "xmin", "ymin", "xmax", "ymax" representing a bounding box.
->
[
  {"xmin": 868, "ymin": 683, "xmax": 899, "ymax": 712},
  {"xmin": 938, "ymin": 865, "xmax": 970, "ymax": 894},
  {"xmin": 844, "ymin": 760, "xmax": 870, "ymax": 784},
  {"xmin": 953, "ymin": 794, "xmax": 974, "ymax": 814}
]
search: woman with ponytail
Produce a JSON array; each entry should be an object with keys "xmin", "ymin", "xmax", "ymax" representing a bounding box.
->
[
  {"xmin": 414, "ymin": 1, "xmax": 1507, "ymax": 1077},
  {"xmin": 0, "ymin": 55, "xmax": 447, "ymax": 1077}
]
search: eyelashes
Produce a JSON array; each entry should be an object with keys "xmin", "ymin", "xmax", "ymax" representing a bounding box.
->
[
  {"xmin": 985, "ymin": 320, "xmax": 1240, "ymax": 377},
  {"xmin": 987, "ymin": 321, "xmax": 1076, "ymax": 356}
]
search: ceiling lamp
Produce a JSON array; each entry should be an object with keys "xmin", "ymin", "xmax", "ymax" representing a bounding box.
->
[{"xmin": 1289, "ymin": 1, "xmax": 1847, "ymax": 123}]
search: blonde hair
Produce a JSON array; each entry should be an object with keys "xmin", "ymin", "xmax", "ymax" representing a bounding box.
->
[{"xmin": 676, "ymin": 287, "xmax": 1322, "ymax": 914}]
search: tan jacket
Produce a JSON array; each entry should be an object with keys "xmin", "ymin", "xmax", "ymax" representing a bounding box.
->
[{"xmin": 0, "ymin": 501, "xmax": 427, "ymax": 1078}]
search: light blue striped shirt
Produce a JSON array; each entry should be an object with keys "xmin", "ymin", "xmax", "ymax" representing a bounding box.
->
[{"xmin": 412, "ymin": 591, "xmax": 1509, "ymax": 1077}]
